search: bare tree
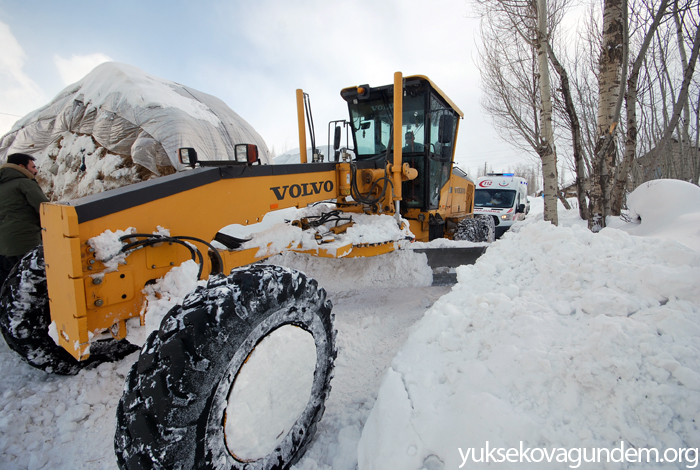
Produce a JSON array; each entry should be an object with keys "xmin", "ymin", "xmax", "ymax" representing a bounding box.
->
[
  {"xmin": 547, "ymin": 42, "xmax": 588, "ymax": 218},
  {"xmin": 588, "ymin": 0, "xmax": 628, "ymax": 232},
  {"xmin": 644, "ymin": 6, "xmax": 700, "ymax": 180},
  {"xmin": 610, "ymin": 0, "xmax": 669, "ymax": 214},
  {"xmin": 474, "ymin": 0, "xmax": 566, "ymax": 224},
  {"xmin": 618, "ymin": 1, "xmax": 700, "ymax": 189},
  {"xmin": 537, "ymin": 0, "xmax": 560, "ymax": 224},
  {"xmin": 474, "ymin": 0, "xmax": 699, "ymax": 229}
]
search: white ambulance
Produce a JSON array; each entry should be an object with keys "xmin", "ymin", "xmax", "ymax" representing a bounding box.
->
[{"xmin": 474, "ymin": 173, "xmax": 530, "ymax": 238}]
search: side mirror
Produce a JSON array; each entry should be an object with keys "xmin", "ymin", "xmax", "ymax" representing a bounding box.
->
[
  {"xmin": 178, "ymin": 148, "xmax": 198, "ymax": 168},
  {"xmin": 234, "ymin": 144, "xmax": 260, "ymax": 165},
  {"xmin": 438, "ymin": 115, "xmax": 454, "ymax": 144},
  {"xmin": 333, "ymin": 126, "xmax": 342, "ymax": 151},
  {"xmin": 333, "ymin": 126, "xmax": 342, "ymax": 161}
]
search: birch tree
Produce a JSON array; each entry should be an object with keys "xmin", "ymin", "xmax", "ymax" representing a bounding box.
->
[
  {"xmin": 588, "ymin": 0, "xmax": 627, "ymax": 232},
  {"xmin": 537, "ymin": 0, "xmax": 559, "ymax": 224},
  {"xmin": 474, "ymin": 0, "xmax": 565, "ymax": 224},
  {"xmin": 473, "ymin": 0, "xmax": 699, "ymax": 230}
]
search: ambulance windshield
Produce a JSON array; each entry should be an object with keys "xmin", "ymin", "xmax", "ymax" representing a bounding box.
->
[{"xmin": 474, "ymin": 189, "xmax": 516, "ymax": 209}]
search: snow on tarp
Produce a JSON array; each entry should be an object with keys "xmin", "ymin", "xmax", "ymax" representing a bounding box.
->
[{"xmin": 0, "ymin": 62, "xmax": 271, "ymax": 200}]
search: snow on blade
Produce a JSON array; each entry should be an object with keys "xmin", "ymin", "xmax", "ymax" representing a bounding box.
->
[{"xmin": 218, "ymin": 204, "xmax": 414, "ymax": 259}]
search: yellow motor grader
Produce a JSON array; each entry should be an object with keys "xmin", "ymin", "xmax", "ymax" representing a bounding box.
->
[{"xmin": 0, "ymin": 72, "xmax": 489, "ymax": 470}]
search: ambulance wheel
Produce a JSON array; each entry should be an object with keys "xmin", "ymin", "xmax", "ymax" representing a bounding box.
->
[
  {"xmin": 0, "ymin": 246, "xmax": 137, "ymax": 375},
  {"xmin": 115, "ymin": 264, "xmax": 336, "ymax": 470}
]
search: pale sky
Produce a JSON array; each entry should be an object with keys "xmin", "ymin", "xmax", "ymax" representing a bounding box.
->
[{"xmin": 0, "ymin": 0, "xmax": 537, "ymax": 175}]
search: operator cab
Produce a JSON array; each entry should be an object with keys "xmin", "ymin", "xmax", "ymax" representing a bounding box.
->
[{"xmin": 340, "ymin": 76, "xmax": 463, "ymax": 211}]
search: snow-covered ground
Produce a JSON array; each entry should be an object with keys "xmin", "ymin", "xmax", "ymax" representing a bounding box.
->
[
  {"xmin": 1, "ymin": 180, "xmax": 699, "ymax": 469},
  {"xmin": 359, "ymin": 180, "xmax": 700, "ymax": 470}
]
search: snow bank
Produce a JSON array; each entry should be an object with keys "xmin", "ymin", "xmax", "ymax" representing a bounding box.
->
[
  {"xmin": 359, "ymin": 220, "xmax": 700, "ymax": 469},
  {"xmin": 0, "ymin": 349, "xmax": 139, "ymax": 470},
  {"xmin": 608, "ymin": 179, "xmax": 700, "ymax": 253}
]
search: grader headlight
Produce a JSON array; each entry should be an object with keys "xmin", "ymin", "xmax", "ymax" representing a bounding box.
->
[
  {"xmin": 178, "ymin": 147, "xmax": 198, "ymax": 168},
  {"xmin": 234, "ymin": 144, "xmax": 260, "ymax": 164}
]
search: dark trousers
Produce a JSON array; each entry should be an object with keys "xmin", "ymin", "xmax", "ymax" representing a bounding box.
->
[{"xmin": 0, "ymin": 254, "xmax": 22, "ymax": 290}]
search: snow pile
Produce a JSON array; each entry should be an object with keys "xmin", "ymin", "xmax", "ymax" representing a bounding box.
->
[
  {"xmin": 38, "ymin": 133, "xmax": 150, "ymax": 201},
  {"xmin": 608, "ymin": 179, "xmax": 700, "ymax": 252},
  {"xmin": 87, "ymin": 227, "xmax": 136, "ymax": 272},
  {"xmin": 358, "ymin": 219, "xmax": 700, "ymax": 469},
  {"xmin": 0, "ymin": 62, "xmax": 271, "ymax": 200},
  {"xmin": 124, "ymin": 260, "xmax": 203, "ymax": 347},
  {"xmin": 0, "ymin": 349, "xmax": 139, "ymax": 470}
]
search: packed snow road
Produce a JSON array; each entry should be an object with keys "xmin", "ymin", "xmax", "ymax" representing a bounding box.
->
[{"xmin": 0, "ymin": 279, "xmax": 449, "ymax": 470}]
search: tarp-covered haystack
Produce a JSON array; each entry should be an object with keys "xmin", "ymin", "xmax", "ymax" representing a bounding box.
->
[{"xmin": 0, "ymin": 62, "xmax": 271, "ymax": 200}]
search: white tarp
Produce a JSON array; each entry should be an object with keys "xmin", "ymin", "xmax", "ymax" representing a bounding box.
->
[{"xmin": 0, "ymin": 62, "xmax": 271, "ymax": 173}]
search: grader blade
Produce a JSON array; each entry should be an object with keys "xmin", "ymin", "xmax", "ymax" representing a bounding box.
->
[{"xmin": 412, "ymin": 246, "xmax": 488, "ymax": 285}]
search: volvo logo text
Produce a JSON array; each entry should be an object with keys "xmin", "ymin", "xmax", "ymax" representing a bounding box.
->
[{"xmin": 270, "ymin": 181, "xmax": 334, "ymax": 200}]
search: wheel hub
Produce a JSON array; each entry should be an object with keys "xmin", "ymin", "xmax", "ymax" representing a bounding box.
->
[{"xmin": 224, "ymin": 324, "xmax": 317, "ymax": 461}]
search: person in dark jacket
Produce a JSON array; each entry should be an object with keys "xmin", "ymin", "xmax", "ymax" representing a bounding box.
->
[{"xmin": 0, "ymin": 153, "xmax": 49, "ymax": 286}]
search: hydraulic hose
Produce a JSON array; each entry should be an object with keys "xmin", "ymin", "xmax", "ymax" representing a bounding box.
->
[{"xmin": 118, "ymin": 233, "xmax": 224, "ymax": 280}]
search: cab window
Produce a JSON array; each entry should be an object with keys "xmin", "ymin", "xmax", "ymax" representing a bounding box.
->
[{"xmin": 348, "ymin": 100, "xmax": 392, "ymax": 158}]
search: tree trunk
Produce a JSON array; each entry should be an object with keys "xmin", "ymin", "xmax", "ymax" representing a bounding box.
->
[
  {"xmin": 674, "ymin": 5, "xmax": 692, "ymax": 181},
  {"xmin": 547, "ymin": 43, "xmax": 587, "ymax": 219},
  {"xmin": 537, "ymin": 0, "xmax": 559, "ymax": 225},
  {"xmin": 694, "ymin": 98, "xmax": 700, "ymax": 185},
  {"xmin": 612, "ymin": 73, "xmax": 638, "ymax": 215},
  {"xmin": 610, "ymin": 0, "xmax": 668, "ymax": 214},
  {"xmin": 588, "ymin": 0, "xmax": 625, "ymax": 232}
]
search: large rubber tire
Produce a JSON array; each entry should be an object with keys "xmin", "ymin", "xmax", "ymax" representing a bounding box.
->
[
  {"xmin": 0, "ymin": 246, "xmax": 138, "ymax": 375},
  {"xmin": 454, "ymin": 215, "xmax": 495, "ymax": 243},
  {"xmin": 115, "ymin": 264, "xmax": 336, "ymax": 470}
]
